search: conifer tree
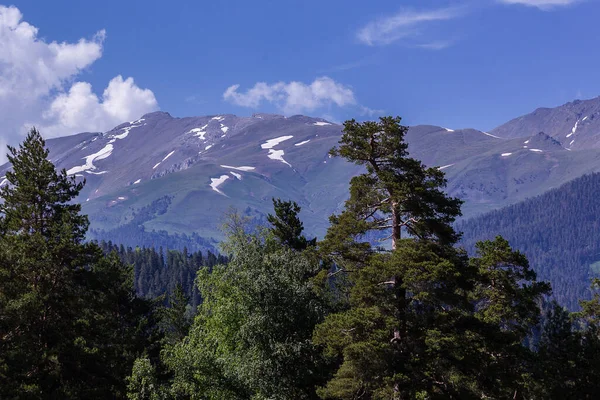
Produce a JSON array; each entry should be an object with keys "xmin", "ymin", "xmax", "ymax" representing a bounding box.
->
[
  {"xmin": 468, "ymin": 237, "xmax": 550, "ymax": 398},
  {"xmin": 314, "ymin": 117, "xmax": 549, "ymax": 399},
  {"xmin": 314, "ymin": 117, "xmax": 476, "ymax": 398},
  {"xmin": 267, "ymin": 198, "xmax": 316, "ymax": 251},
  {"xmin": 533, "ymin": 302, "xmax": 581, "ymax": 398},
  {"xmin": 0, "ymin": 129, "xmax": 155, "ymax": 398},
  {"xmin": 325, "ymin": 116, "xmax": 463, "ymax": 254},
  {"xmin": 160, "ymin": 283, "xmax": 192, "ymax": 344},
  {"xmin": 0, "ymin": 129, "xmax": 96, "ymax": 397}
]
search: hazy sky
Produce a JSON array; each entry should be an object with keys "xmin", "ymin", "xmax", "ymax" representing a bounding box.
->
[{"xmin": 0, "ymin": 0, "xmax": 597, "ymax": 158}]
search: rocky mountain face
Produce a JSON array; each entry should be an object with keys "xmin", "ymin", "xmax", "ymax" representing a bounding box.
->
[
  {"xmin": 491, "ymin": 96, "xmax": 600, "ymax": 151},
  {"xmin": 3, "ymin": 99, "xmax": 600, "ymax": 249}
]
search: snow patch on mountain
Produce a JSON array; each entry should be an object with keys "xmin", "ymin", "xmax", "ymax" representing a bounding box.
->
[
  {"xmin": 220, "ymin": 124, "xmax": 229, "ymax": 134},
  {"xmin": 188, "ymin": 125, "xmax": 208, "ymax": 140},
  {"xmin": 205, "ymin": 145, "xmax": 213, "ymax": 150},
  {"xmin": 267, "ymin": 149, "xmax": 291, "ymax": 166},
  {"xmin": 444, "ymin": 128, "xmax": 455, "ymax": 132},
  {"xmin": 230, "ymin": 172, "xmax": 242, "ymax": 180},
  {"xmin": 261, "ymin": 136, "xmax": 294, "ymax": 167},
  {"xmin": 567, "ymin": 120, "xmax": 580, "ymax": 138},
  {"xmin": 211, "ymin": 116, "xmax": 225, "ymax": 122},
  {"xmin": 153, "ymin": 162, "xmax": 161, "ymax": 169},
  {"xmin": 501, "ymin": 153, "xmax": 512, "ymax": 157},
  {"xmin": 482, "ymin": 131, "xmax": 501, "ymax": 139},
  {"xmin": 134, "ymin": 179, "xmax": 141, "ymax": 184},
  {"xmin": 295, "ymin": 140, "xmax": 310, "ymax": 146},
  {"xmin": 210, "ymin": 175, "xmax": 229, "ymax": 195},
  {"xmin": 530, "ymin": 149, "xmax": 543, "ymax": 152},
  {"xmin": 261, "ymin": 136, "xmax": 294, "ymax": 149},
  {"xmin": 439, "ymin": 164, "xmax": 454, "ymax": 170},
  {"xmin": 313, "ymin": 121, "xmax": 331, "ymax": 126},
  {"xmin": 221, "ymin": 165, "xmax": 255, "ymax": 171},
  {"xmin": 162, "ymin": 150, "xmax": 175, "ymax": 162},
  {"xmin": 113, "ymin": 122, "xmax": 144, "ymax": 140},
  {"xmin": 67, "ymin": 144, "xmax": 114, "ymax": 175}
]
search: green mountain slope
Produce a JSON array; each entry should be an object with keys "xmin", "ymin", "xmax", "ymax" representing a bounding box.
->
[{"xmin": 458, "ymin": 173, "xmax": 600, "ymax": 309}]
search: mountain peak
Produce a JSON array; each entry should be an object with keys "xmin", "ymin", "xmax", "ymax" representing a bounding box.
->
[
  {"xmin": 141, "ymin": 111, "xmax": 172, "ymax": 119},
  {"xmin": 251, "ymin": 113, "xmax": 285, "ymax": 120},
  {"xmin": 491, "ymin": 96, "xmax": 600, "ymax": 150}
]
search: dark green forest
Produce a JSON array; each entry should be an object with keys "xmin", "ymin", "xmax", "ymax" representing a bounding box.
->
[
  {"xmin": 458, "ymin": 173, "xmax": 600, "ymax": 310},
  {"xmin": 3, "ymin": 121, "xmax": 600, "ymax": 399},
  {"xmin": 97, "ymin": 241, "xmax": 227, "ymax": 309}
]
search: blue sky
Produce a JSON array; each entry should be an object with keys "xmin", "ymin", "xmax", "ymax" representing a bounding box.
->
[{"xmin": 0, "ymin": 0, "xmax": 597, "ymax": 155}]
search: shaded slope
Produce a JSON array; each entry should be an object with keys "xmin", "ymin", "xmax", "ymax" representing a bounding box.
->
[{"xmin": 458, "ymin": 173, "xmax": 600, "ymax": 310}]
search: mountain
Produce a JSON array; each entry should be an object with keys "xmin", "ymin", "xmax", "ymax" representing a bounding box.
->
[
  {"xmin": 1, "ymin": 112, "xmax": 363, "ymax": 251},
  {"xmin": 491, "ymin": 96, "xmax": 600, "ymax": 151},
  {"xmin": 458, "ymin": 173, "xmax": 600, "ymax": 310},
  {"xmin": 3, "ymin": 100, "xmax": 600, "ymax": 251},
  {"xmin": 407, "ymin": 127, "xmax": 600, "ymax": 216}
]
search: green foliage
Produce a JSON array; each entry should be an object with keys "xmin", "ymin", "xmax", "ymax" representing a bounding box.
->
[
  {"xmin": 326, "ymin": 116, "xmax": 463, "ymax": 254},
  {"xmin": 314, "ymin": 240, "xmax": 481, "ymax": 399},
  {"xmin": 314, "ymin": 118, "xmax": 549, "ymax": 399},
  {"xmin": 159, "ymin": 283, "xmax": 192, "ymax": 344},
  {"xmin": 468, "ymin": 237, "xmax": 551, "ymax": 398},
  {"xmin": 0, "ymin": 129, "xmax": 157, "ymax": 398},
  {"xmin": 267, "ymin": 198, "xmax": 316, "ymax": 251},
  {"xmin": 457, "ymin": 172, "xmax": 600, "ymax": 309},
  {"xmin": 127, "ymin": 356, "xmax": 167, "ymax": 400},
  {"xmin": 98, "ymin": 241, "xmax": 226, "ymax": 308},
  {"xmin": 7, "ymin": 121, "xmax": 600, "ymax": 399},
  {"xmin": 158, "ymin": 213, "xmax": 329, "ymax": 399}
]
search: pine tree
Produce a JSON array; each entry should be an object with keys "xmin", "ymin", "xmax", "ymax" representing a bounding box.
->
[
  {"xmin": 267, "ymin": 198, "xmax": 316, "ymax": 251},
  {"xmin": 0, "ymin": 129, "xmax": 97, "ymax": 397},
  {"xmin": 0, "ymin": 129, "xmax": 155, "ymax": 398},
  {"xmin": 313, "ymin": 117, "xmax": 549, "ymax": 399},
  {"xmin": 160, "ymin": 283, "xmax": 191, "ymax": 344},
  {"xmin": 325, "ymin": 116, "xmax": 463, "ymax": 253},
  {"xmin": 313, "ymin": 117, "xmax": 479, "ymax": 398},
  {"xmin": 534, "ymin": 302, "xmax": 581, "ymax": 398},
  {"xmin": 468, "ymin": 237, "xmax": 550, "ymax": 398}
]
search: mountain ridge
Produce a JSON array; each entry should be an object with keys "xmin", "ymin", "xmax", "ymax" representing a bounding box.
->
[{"xmin": 4, "ymin": 98, "xmax": 600, "ymax": 249}]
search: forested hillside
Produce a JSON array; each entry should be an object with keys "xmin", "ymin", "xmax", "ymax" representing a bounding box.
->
[
  {"xmin": 98, "ymin": 241, "xmax": 227, "ymax": 307},
  {"xmin": 458, "ymin": 173, "xmax": 600, "ymax": 309},
  {"xmin": 90, "ymin": 196, "xmax": 219, "ymax": 253},
  {"xmin": 5, "ymin": 122, "xmax": 600, "ymax": 399}
]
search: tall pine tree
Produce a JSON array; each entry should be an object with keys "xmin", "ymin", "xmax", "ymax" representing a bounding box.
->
[
  {"xmin": 0, "ymin": 129, "xmax": 155, "ymax": 398},
  {"xmin": 314, "ymin": 117, "xmax": 548, "ymax": 399}
]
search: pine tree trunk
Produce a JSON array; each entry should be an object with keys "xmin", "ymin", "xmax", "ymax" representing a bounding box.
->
[{"xmin": 391, "ymin": 202, "xmax": 401, "ymax": 250}]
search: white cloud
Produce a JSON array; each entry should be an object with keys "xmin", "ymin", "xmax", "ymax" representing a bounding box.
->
[
  {"xmin": 415, "ymin": 40, "xmax": 455, "ymax": 50},
  {"xmin": 223, "ymin": 77, "xmax": 356, "ymax": 114},
  {"xmin": 357, "ymin": 6, "xmax": 465, "ymax": 46},
  {"xmin": 0, "ymin": 5, "xmax": 158, "ymax": 162},
  {"xmin": 498, "ymin": 0, "xmax": 581, "ymax": 10},
  {"xmin": 359, "ymin": 106, "xmax": 385, "ymax": 117},
  {"xmin": 37, "ymin": 76, "xmax": 157, "ymax": 137}
]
